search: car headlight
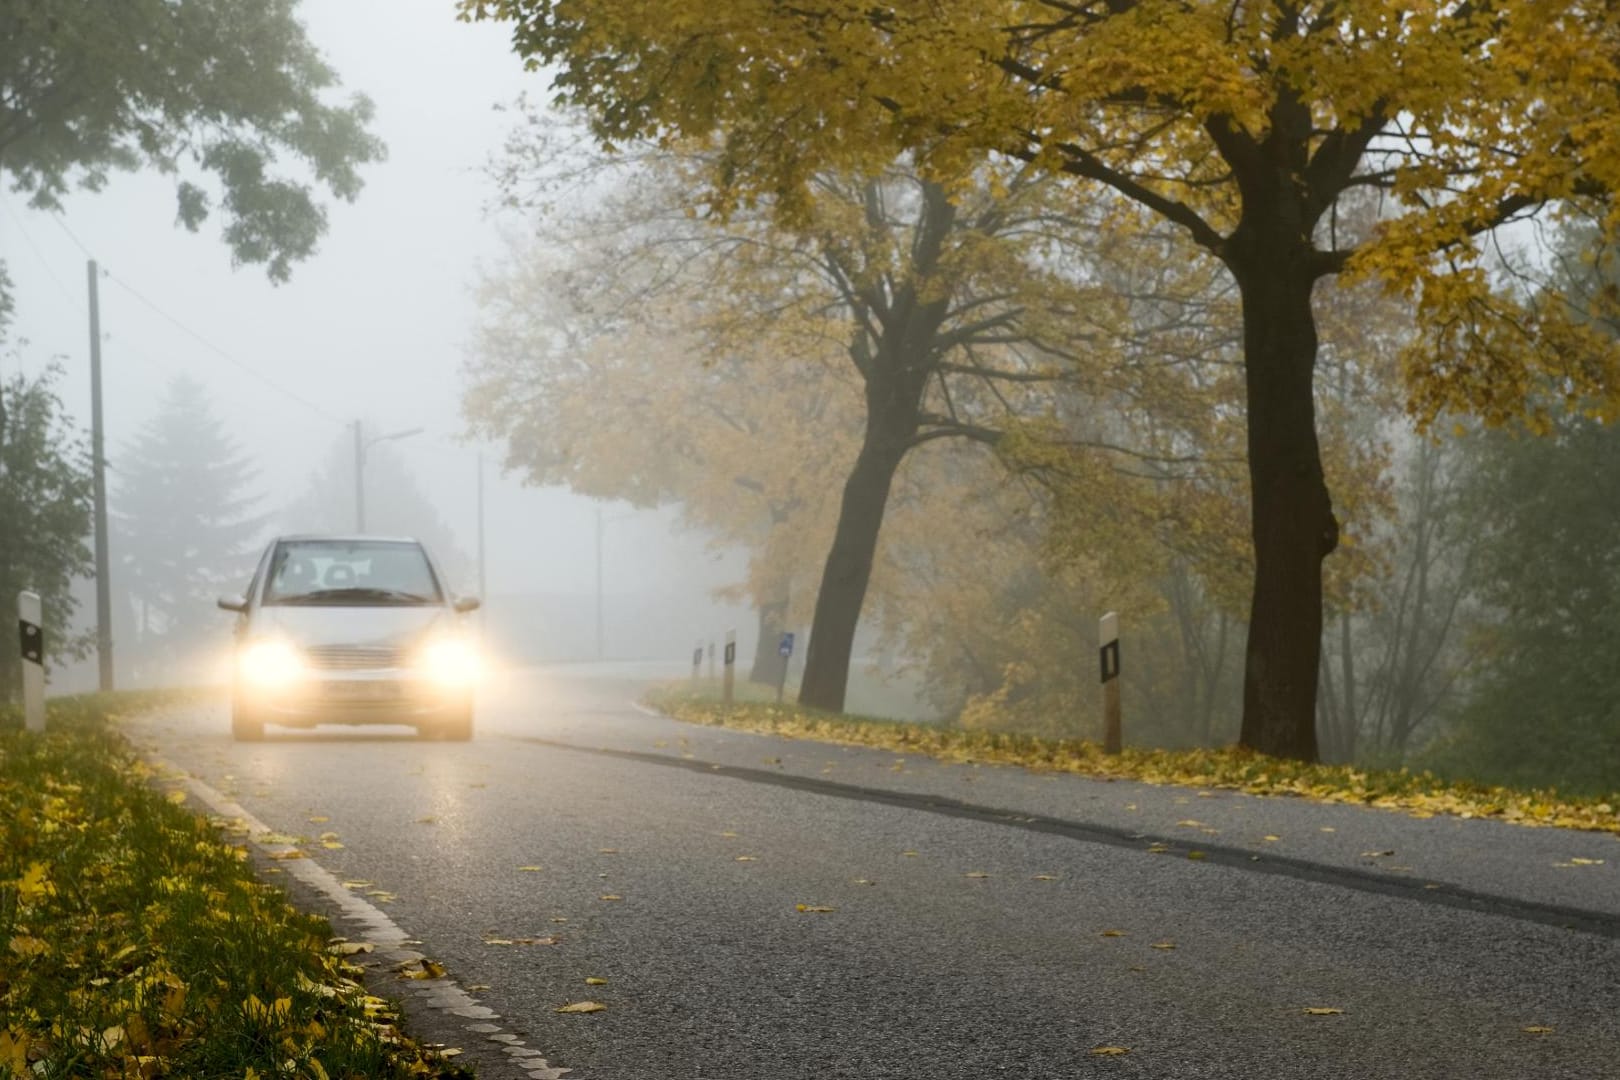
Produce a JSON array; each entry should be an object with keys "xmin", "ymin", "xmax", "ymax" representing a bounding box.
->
[
  {"xmin": 238, "ymin": 640, "xmax": 306, "ymax": 687},
  {"xmin": 418, "ymin": 637, "xmax": 479, "ymax": 687}
]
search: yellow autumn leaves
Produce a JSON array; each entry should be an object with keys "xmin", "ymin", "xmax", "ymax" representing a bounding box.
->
[{"xmin": 652, "ymin": 692, "xmax": 1620, "ymax": 835}]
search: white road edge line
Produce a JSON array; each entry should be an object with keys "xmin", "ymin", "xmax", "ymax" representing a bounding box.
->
[
  {"xmin": 145, "ymin": 753, "xmax": 574, "ymax": 1080},
  {"xmin": 628, "ymin": 701, "xmax": 662, "ymax": 718}
]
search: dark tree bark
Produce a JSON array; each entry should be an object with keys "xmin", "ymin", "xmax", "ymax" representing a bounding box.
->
[
  {"xmin": 1226, "ymin": 206, "xmax": 1339, "ymax": 762},
  {"xmin": 796, "ymin": 181, "xmax": 956, "ymax": 713}
]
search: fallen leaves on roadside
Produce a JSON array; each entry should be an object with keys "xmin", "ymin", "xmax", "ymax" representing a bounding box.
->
[
  {"xmin": 965, "ymin": 871, "xmax": 990, "ymax": 879},
  {"xmin": 397, "ymin": 959, "xmax": 447, "ymax": 981},
  {"xmin": 517, "ymin": 866, "xmax": 543, "ymax": 872},
  {"xmin": 267, "ymin": 849, "xmax": 306, "ymax": 860},
  {"xmin": 1090, "ymin": 1046, "xmax": 1131, "ymax": 1056},
  {"xmin": 1175, "ymin": 819, "xmax": 1206, "ymax": 828},
  {"xmin": 556, "ymin": 1001, "xmax": 607, "ymax": 1014},
  {"xmin": 735, "ymin": 856, "xmax": 757, "ymax": 862},
  {"xmin": 1553, "ymin": 857, "xmax": 1605, "ymax": 867},
  {"xmin": 1522, "ymin": 1025, "xmax": 1554, "ymax": 1034},
  {"xmin": 1100, "ymin": 930, "xmax": 1127, "ymax": 938},
  {"xmin": 852, "ymin": 878, "xmax": 877, "ymax": 886},
  {"xmin": 585, "ymin": 977, "xmax": 608, "ymax": 985},
  {"xmin": 1360, "ymin": 850, "xmax": 1395, "ymax": 858},
  {"xmin": 341, "ymin": 880, "xmax": 372, "ymax": 889},
  {"xmin": 1262, "ymin": 835, "xmax": 1281, "ymax": 842},
  {"xmin": 1150, "ymin": 941, "xmax": 1176, "ymax": 950},
  {"xmin": 599, "ymin": 894, "xmax": 623, "ymax": 902},
  {"xmin": 328, "ymin": 942, "xmax": 374, "ymax": 956},
  {"xmin": 1032, "ymin": 874, "xmax": 1057, "ymax": 881},
  {"xmin": 1302, "ymin": 1007, "xmax": 1343, "ymax": 1016},
  {"xmin": 796, "ymin": 904, "xmax": 835, "ymax": 913}
]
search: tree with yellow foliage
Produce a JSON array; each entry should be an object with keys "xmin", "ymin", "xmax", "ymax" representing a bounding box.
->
[{"xmin": 463, "ymin": 0, "xmax": 1620, "ymax": 760}]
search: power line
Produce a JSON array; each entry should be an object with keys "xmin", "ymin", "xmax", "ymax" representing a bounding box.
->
[{"xmin": 47, "ymin": 213, "xmax": 347, "ymax": 427}]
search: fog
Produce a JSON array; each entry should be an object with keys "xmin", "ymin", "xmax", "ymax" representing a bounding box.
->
[{"xmin": 0, "ymin": 1, "xmax": 756, "ymax": 688}]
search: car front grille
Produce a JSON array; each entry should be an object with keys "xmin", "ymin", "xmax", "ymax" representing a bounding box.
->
[{"xmin": 304, "ymin": 645, "xmax": 406, "ymax": 671}]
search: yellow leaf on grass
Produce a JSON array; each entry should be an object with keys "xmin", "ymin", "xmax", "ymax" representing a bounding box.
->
[
  {"xmin": 585, "ymin": 977, "xmax": 608, "ymax": 985},
  {"xmin": 166, "ymin": 790, "xmax": 187, "ymax": 805},
  {"xmin": 1090, "ymin": 1046, "xmax": 1130, "ymax": 1056},
  {"xmin": 1302, "ymin": 1007, "xmax": 1343, "ymax": 1015},
  {"xmin": 16, "ymin": 862, "xmax": 52, "ymax": 902},
  {"xmin": 8, "ymin": 935, "xmax": 48, "ymax": 958},
  {"xmin": 796, "ymin": 904, "xmax": 835, "ymax": 913},
  {"xmin": 556, "ymin": 1001, "xmax": 607, "ymax": 1014}
]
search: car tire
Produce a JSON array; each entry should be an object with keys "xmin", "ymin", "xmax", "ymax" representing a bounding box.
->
[
  {"xmin": 436, "ymin": 707, "xmax": 474, "ymax": 742},
  {"xmin": 231, "ymin": 701, "xmax": 265, "ymax": 741}
]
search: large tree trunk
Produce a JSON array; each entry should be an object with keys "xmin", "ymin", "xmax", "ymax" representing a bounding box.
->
[
  {"xmin": 797, "ymin": 433, "xmax": 907, "ymax": 711},
  {"xmin": 1231, "ymin": 238, "xmax": 1339, "ymax": 762}
]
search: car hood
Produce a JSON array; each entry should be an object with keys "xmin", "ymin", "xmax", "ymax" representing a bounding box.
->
[{"xmin": 251, "ymin": 605, "xmax": 450, "ymax": 647}]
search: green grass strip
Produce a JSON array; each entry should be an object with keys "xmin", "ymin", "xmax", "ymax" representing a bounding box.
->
[
  {"xmin": 647, "ymin": 685, "xmax": 1620, "ymax": 835},
  {"xmin": 0, "ymin": 692, "xmax": 472, "ymax": 1079}
]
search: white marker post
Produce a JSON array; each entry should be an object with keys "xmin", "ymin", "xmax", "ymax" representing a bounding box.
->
[
  {"xmin": 18, "ymin": 591, "xmax": 45, "ymax": 732},
  {"xmin": 1099, "ymin": 611, "xmax": 1121, "ymax": 755},
  {"xmin": 722, "ymin": 630, "xmax": 737, "ymax": 707}
]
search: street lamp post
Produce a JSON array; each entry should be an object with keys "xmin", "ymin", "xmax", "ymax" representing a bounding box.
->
[{"xmin": 353, "ymin": 420, "xmax": 425, "ymax": 533}]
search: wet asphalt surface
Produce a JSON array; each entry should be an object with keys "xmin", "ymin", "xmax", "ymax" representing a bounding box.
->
[{"xmin": 125, "ymin": 666, "xmax": 1620, "ymax": 1080}]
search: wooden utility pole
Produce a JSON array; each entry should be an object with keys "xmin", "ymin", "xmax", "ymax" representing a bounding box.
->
[{"xmin": 87, "ymin": 261, "xmax": 113, "ymax": 691}]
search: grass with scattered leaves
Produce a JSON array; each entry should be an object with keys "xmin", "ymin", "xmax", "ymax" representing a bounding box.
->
[
  {"xmin": 646, "ymin": 685, "xmax": 1620, "ymax": 835},
  {"xmin": 0, "ymin": 692, "xmax": 473, "ymax": 1079}
]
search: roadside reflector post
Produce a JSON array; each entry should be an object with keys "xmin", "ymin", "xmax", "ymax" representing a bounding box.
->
[
  {"xmin": 776, "ymin": 632, "xmax": 795, "ymax": 704},
  {"xmin": 18, "ymin": 591, "xmax": 45, "ymax": 732},
  {"xmin": 691, "ymin": 644, "xmax": 703, "ymax": 681},
  {"xmin": 722, "ymin": 630, "xmax": 737, "ymax": 706},
  {"xmin": 1100, "ymin": 611, "xmax": 1121, "ymax": 755}
]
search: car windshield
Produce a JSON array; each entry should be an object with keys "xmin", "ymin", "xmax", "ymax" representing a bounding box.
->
[{"xmin": 262, "ymin": 540, "xmax": 441, "ymax": 606}]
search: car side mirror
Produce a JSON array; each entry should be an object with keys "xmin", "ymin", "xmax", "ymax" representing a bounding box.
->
[
  {"xmin": 217, "ymin": 595, "xmax": 248, "ymax": 613},
  {"xmin": 453, "ymin": 596, "xmax": 481, "ymax": 614}
]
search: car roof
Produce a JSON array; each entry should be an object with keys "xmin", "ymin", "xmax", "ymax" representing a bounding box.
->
[{"xmin": 274, "ymin": 534, "xmax": 423, "ymax": 545}]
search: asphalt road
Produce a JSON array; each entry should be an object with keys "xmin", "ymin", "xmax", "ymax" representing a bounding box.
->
[{"xmin": 125, "ymin": 665, "xmax": 1620, "ymax": 1080}]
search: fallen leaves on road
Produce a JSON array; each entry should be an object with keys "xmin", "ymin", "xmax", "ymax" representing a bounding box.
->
[
  {"xmin": 556, "ymin": 1001, "xmax": 606, "ymax": 1014},
  {"xmin": 585, "ymin": 977, "xmax": 608, "ymax": 985},
  {"xmin": 1090, "ymin": 1046, "xmax": 1131, "ymax": 1056},
  {"xmin": 1032, "ymin": 874, "xmax": 1057, "ymax": 881},
  {"xmin": 328, "ymin": 942, "xmax": 374, "ymax": 956},
  {"xmin": 482, "ymin": 936, "xmax": 558, "ymax": 947},
  {"xmin": 599, "ymin": 894, "xmax": 623, "ymax": 902},
  {"xmin": 735, "ymin": 856, "xmax": 757, "ymax": 862},
  {"xmin": 1100, "ymin": 930, "xmax": 1127, "ymax": 938},
  {"xmin": 1553, "ymin": 857, "xmax": 1604, "ymax": 867},
  {"xmin": 397, "ymin": 960, "xmax": 447, "ymax": 981},
  {"xmin": 796, "ymin": 904, "xmax": 835, "ymax": 913},
  {"xmin": 1150, "ymin": 941, "xmax": 1176, "ymax": 950},
  {"xmin": 1360, "ymin": 850, "xmax": 1395, "ymax": 858},
  {"xmin": 1522, "ymin": 1025, "xmax": 1555, "ymax": 1034},
  {"xmin": 965, "ymin": 871, "xmax": 990, "ymax": 879},
  {"xmin": 517, "ymin": 866, "xmax": 543, "ymax": 872},
  {"xmin": 1302, "ymin": 1007, "xmax": 1344, "ymax": 1016}
]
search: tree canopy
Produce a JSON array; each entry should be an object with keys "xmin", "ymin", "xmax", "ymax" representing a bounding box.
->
[
  {"xmin": 465, "ymin": 0, "xmax": 1620, "ymax": 760},
  {"xmin": 1, "ymin": 0, "xmax": 385, "ymax": 281}
]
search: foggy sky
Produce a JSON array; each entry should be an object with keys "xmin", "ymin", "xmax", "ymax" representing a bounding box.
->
[{"xmin": 0, "ymin": 0, "xmax": 746, "ymax": 630}]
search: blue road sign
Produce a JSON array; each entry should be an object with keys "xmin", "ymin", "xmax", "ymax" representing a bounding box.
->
[{"xmin": 779, "ymin": 632, "xmax": 795, "ymax": 658}]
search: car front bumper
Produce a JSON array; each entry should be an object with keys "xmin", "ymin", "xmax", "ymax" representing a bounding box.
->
[{"xmin": 236, "ymin": 671, "xmax": 472, "ymax": 727}]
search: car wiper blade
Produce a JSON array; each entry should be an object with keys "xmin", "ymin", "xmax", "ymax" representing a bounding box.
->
[{"xmin": 276, "ymin": 588, "xmax": 433, "ymax": 604}]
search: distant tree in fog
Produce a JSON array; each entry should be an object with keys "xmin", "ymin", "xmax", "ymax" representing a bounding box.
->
[
  {"xmin": 113, "ymin": 375, "xmax": 266, "ymax": 674},
  {"xmin": 282, "ymin": 433, "xmax": 473, "ymax": 592},
  {"xmin": 0, "ymin": 361, "xmax": 93, "ymax": 700}
]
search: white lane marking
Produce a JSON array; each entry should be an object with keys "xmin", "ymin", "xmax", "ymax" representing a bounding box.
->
[{"xmin": 146, "ymin": 753, "xmax": 574, "ymax": 1080}]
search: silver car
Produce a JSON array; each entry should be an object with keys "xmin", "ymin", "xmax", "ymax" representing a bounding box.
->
[{"xmin": 218, "ymin": 535, "xmax": 481, "ymax": 740}]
